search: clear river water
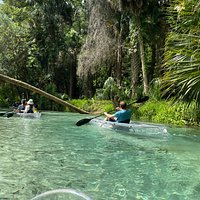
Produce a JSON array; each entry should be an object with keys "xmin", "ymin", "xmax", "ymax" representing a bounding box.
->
[{"xmin": 0, "ymin": 112, "xmax": 200, "ymax": 200}]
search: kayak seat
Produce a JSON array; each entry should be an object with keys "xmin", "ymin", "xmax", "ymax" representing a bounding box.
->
[{"xmin": 118, "ymin": 119, "xmax": 130, "ymax": 123}]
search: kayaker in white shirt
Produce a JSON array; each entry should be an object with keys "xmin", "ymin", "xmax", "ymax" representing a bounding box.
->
[{"xmin": 24, "ymin": 99, "xmax": 35, "ymax": 113}]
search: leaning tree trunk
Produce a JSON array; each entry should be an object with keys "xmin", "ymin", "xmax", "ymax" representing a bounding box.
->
[{"xmin": 0, "ymin": 74, "xmax": 89, "ymax": 114}]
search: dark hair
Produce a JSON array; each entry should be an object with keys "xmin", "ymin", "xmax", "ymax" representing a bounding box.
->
[
  {"xmin": 22, "ymin": 99, "xmax": 26, "ymax": 104},
  {"xmin": 120, "ymin": 101, "xmax": 127, "ymax": 109}
]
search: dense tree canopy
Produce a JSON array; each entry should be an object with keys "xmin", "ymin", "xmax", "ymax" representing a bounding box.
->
[{"xmin": 0, "ymin": 0, "xmax": 199, "ymax": 110}]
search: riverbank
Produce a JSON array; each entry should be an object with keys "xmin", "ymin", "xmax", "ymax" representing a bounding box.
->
[
  {"xmin": 1, "ymin": 98, "xmax": 199, "ymax": 126},
  {"xmin": 68, "ymin": 99, "xmax": 200, "ymax": 127}
]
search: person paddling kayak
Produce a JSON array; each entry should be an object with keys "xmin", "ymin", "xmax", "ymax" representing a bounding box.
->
[
  {"xmin": 16, "ymin": 99, "xmax": 26, "ymax": 113},
  {"xmin": 104, "ymin": 101, "xmax": 131, "ymax": 123},
  {"xmin": 24, "ymin": 99, "xmax": 35, "ymax": 113}
]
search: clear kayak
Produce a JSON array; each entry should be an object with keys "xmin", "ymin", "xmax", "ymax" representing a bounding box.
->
[
  {"xmin": 0, "ymin": 111, "xmax": 42, "ymax": 118},
  {"xmin": 90, "ymin": 118, "xmax": 168, "ymax": 135},
  {"xmin": 15, "ymin": 112, "xmax": 42, "ymax": 119}
]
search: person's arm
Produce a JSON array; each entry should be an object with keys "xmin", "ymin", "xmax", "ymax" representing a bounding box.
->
[
  {"xmin": 104, "ymin": 112, "xmax": 114, "ymax": 118},
  {"xmin": 104, "ymin": 112, "xmax": 115, "ymax": 120},
  {"xmin": 24, "ymin": 105, "xmax": 30, "ymax": 113},
  {"xmin": 15, "ymin": 105, "xmax": 20, "ymax": 113}
]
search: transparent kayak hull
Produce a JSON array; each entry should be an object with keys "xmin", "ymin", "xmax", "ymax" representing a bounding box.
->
[
  {"xmin": 90, "ymin": 118, "xmax": 168, "ymax": 135},
  {"xmin": 15, "ymin": 112, "xmax": 42, "ymax": 119}
]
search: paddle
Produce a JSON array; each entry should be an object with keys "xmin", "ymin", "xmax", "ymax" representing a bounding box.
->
[
  {"xmin": 6, "ymin": 112, "xmax": 15, "ymax": 118},
  {"xmin": 76, "ymin": 96, "xmax": 149, "ymax": 126},
  {"xmin": 0, "ymin": 112, "xmax": 5, "ymax": 116},
  {"xmin": 0, "ymin": 111, "xmax": 15, "ymax": 118},
  {"xmin": 0, "ymin": 111, "xmax": 14, "ymax": 117}
]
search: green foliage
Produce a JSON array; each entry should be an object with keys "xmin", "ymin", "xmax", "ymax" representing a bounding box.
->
[
  {"xmin": 95, "ymin": 77, "xmax": 129, "ymax": 100},
  {"xmin": 162, "ymin": 0, "xmax": 200, "ymax": 106},
  {"xmin": 0, "ymin": 0, "xmax": 200, "ymax": 128},
  {"xmin": 95, "ymin": 77, "xmax": 118, "ymax": 100},
  {"xmin": 67, "ymin": 99, "xmax": 91, "ymax": 112},
  {"xmin": 149, "ymin": 78, "xmax": 162, "ymax": 101},
  {"xmin": 136, "ymin": 99, "xmax": 200, "ymax": 126},
  {"xmin": 0, "ymin": 1, "xmax": 31, "ymax": 76},
  {"xmin": 0, "ymin": 83, "xmax": 26, "ymax": 107},
  {"xmin": 68, "ymin": 99, "xmax": 112, "ymax": 113},
  {"xmin": 0, "ymin": 83, "xmax": 17, "ymax": 107},
  {"xmin": 0, "ymin": 0, "xmax": 87, "ymax": 99},
  {"xmin": 39, "ymin": 83, "xmax": 65, "ymax": 111},
  {"xmin": 68, "ymin": 98, "xmax": 200, "ymax": 126},
  {"xmin": 103, "ymin": 77, "xmax": 119, "ymax": 99}
]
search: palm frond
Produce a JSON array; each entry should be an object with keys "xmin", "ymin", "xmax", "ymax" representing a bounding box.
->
[{"xmin": 162, "ymin": 0, "xmax": 200, "ymax": 106}]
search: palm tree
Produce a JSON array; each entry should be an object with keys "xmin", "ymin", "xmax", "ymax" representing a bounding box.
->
[
  {"xmin": 162, "ymin": 0, "xmax": 200, "ymax": 105},
  {"xmin": 119, "ymin": 0, "xmax": 149, "ymax": 94},
  {"xmin": 117, "ymin": 0, "xmax": 169, "ymax": 95}
]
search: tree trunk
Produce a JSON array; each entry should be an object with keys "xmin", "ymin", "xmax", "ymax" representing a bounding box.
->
[
  {"xmin": 115, "ymin": 13, "xmax": 122, "ymax": 86},
  {"xmin": 130, "ymin": 46, "xmax": 140, "ymax": 98},
  {"xmin": 69, "ymin": 55, "xmax": 77, "ymax": 98},
  {"xmin": 0, "ymin": 74, "xmax": 89, "ymax": 114},
  {"xmin": 148, "ymin": 45, "xmax": 156, "ymax": 83},
  {"xmin": 135, "ymin": 16, "xmax": 149, "ymax": 94}
]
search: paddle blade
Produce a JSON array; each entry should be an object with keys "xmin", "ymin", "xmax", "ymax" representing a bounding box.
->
[
  {"xmin": 0, "ymin": 112, "xmax": 6, "ymax": 116},
  {"xmin": 6, "ymin": 112, "xmax": 15, "ymax": 118},
  {"xmin": 76, "ymin": 118, "xmax": 92, "ymax": 126},
  {"xmin": 135, "ymin": 96, "xmax": 149, "ymax": 103}
]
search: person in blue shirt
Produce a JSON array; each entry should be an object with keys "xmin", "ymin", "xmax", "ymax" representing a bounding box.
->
[
  {"xmin": 16, "ymin": 99, "xmax": 26, "ymax": 113},
  {"xmin": 104, "ymin": 101, "xmax": 131, "ymax": 123}
]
